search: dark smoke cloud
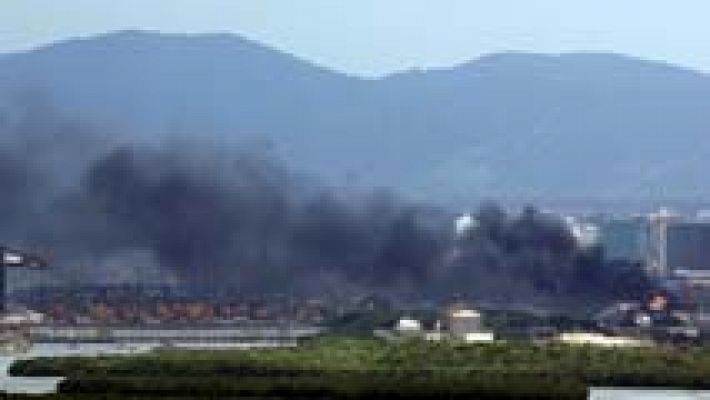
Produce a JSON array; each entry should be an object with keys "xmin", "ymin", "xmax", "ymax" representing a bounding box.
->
[
  {"xmin": 0, "ymin": 98, "xmax": 449, "ymax": 296},
  {"xmin": 446, "ymin": 204, "xmax": 652, "ymax": 306},
  {"xmin": 79, "ymin": 145, "xmax": 449, "ymax": 296},
  {"xmin": 0, "ymin": 100, "xmax": 651, "ymax": 307}
]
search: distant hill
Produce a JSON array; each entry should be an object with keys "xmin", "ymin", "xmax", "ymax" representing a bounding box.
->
[{"xmin": 3, "ymin": 30, "xmax": 710, "ymax": 209}]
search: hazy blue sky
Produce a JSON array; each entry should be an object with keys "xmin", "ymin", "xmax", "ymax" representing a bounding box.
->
[{"xmin": 1, "ymin": 0, "xmax": 709, "ymax": 76}]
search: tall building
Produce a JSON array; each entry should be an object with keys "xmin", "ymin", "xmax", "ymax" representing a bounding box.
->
[
  {"xmin": 644, "ymin": 208, "xmax": 710, "ymax": 278},
  {"xmin": 647, "ymin": 208, "xmax": 676, "ymax": 278},
  {"xmin": 665, "ymin": 222, "xmax": 710, "ymax": 313},
  {"xmin": 667, "ymin": 222, "xmax": 710, "ymax": 277},
  {"xmin": 596, "ymin": 217, "xmax": 649, "ymax": 263}
]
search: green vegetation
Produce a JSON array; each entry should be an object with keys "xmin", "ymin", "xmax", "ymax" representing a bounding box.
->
[
  {"xmin": 9, "ymin": 337, "xmax": 710, "ymax": 398},
  {"xmin": 326, "ymin": 308, "xmax": 439, "ymax": 335}
]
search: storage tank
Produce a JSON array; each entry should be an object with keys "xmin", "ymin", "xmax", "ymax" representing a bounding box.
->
[{"xmin": 448, "ymin": 309, "xmax": 482, "ymax": 336}]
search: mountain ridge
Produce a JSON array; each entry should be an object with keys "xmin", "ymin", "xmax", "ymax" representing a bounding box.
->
[{"xmin": 2, "ymin": 31, "xmax": 710, "ymax": 210}]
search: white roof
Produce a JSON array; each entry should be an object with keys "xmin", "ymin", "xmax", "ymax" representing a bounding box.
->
[
  {"xmin": 2, "ymin": 252, "xmax": 24, "ymax": 265},
  {"xmin": 396, "ymin": 317, "xmax": 422, "ymax": 331},
  {"xmin": 455, "ymin": 214, "xmax": 478, "ymax": 236},
  {"xmin": 451, "ymin": 309, "xmax": 480, "ymax": 318},
  {"xmin": 0, "ymin": 310, "xmax": 44, "ymax": 324}
]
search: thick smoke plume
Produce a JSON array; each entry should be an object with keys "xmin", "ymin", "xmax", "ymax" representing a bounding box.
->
[
  {"xmin": 445, "ymin": 204, "xmax": 651, "ymax": 307},
  {"xmin": 0, "ymin": 100, "xmax": 651, "ymax": 307},
  {"xmin": 78, "ymin": 144, "xmax": 449, "ymax": 296}
]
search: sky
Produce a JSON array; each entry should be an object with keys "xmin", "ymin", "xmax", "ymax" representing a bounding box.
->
[{"xmin": 1, "ymin": 0, "xmax": 709, "ymax": 77}]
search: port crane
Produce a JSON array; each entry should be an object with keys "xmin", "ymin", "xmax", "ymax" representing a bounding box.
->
[{"xmin": 0, "ymin": 246, "xmax": 49, "ymax": 314}]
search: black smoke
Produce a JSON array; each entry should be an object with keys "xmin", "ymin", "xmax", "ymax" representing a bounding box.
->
[
  {"xmin": 81, "ymin": 145, "xmax": 455, "ymax": 296},
  {"xmin": 446, "ymin": 204, "xmax": 652, "ymax": 307},
  {"xmin": 0, "ymin": 101, "xmax": 651, "ymax": 307}
]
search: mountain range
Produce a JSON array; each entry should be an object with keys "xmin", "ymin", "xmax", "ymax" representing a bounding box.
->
[{"xmin": 2, "ymin": 30, "xmax": 710, "ymax": 210}]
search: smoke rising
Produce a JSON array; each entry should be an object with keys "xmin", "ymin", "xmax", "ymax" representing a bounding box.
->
[
  {"xmin": 0, "ymin": 100, "xmax": 651, "ymax": 306},
  {"xmin": 446, "ymin": 204, "xmax": 651, "ymax": 306}
]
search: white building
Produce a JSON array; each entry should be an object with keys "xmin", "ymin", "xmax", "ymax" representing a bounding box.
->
[
  {"xmin": 564, "ymin": 217, "xmax": 600, "ymax": 248},
  {"xmin": 395, "ymin": 317, "xmax": 422, "ymax": 334},
  {"xmin": 454, "ymin": 213, "xmax": 478, "ymax": 237},
  {"xmin": 447, "ymin": 308, "xmax": 494, "ymax": 342},
  {"xmin": 557, "ymin": 332, "xmax": 648, "ymax": 347},
  {"xmin": 448, "ymin": 309, "xmax": 481, "ymax": 334},
  {"xmin": 390, "ymin": 306, "xmax": 494, "ymax": 343},
  {"xmin": 0, "ymin": 310, "xmax": 44, "ymax": 325}
]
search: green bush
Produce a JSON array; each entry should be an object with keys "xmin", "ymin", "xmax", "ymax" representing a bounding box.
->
[{"xmin": 10, "ymin": 338, "xmax": 710, "ymax": 398}]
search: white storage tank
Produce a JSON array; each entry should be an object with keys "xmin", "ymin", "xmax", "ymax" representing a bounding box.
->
[{"xmin": 448, "ymin": 309, "xmax": 482, "ymax": 336}]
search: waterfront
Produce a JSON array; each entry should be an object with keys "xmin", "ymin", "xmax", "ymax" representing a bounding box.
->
[
  {"xmin": 8, "ymin": 338, "xmax": 710, "ymax": 398},
  {"xmin": 0, "ymin": 342, "xmax": 153, "ymax": 394},
  {"xmin": 0, "ymin": 339, "xmax": 314, "ymax": 394},
  {"xmin": 590, "ymin": 388, "xmax": 710, "ymax": 399},
  {"xmin": 4, "ymin": 344, "xmax": 710, "ymax": 397}
]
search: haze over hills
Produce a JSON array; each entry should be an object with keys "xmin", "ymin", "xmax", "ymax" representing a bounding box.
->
[{"xmin": 2, "ymin": 30, "xmax": 710, "ymax": 210}]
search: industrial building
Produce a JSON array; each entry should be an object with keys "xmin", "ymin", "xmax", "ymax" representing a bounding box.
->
[
  {"xmin": 0, "ymin": 246, "xmax": 331, "ymax": 353},
  {"xmin": 0, "ymin": 247, "xmax": 48, "ymax": 313},
  {"xmin": 569, "ymin": 209, "xmax": 710, "ymax": 317},
  {"xmin": 640, "ymin": 210, "xmax": 710, "ymax": 314},
  {"xmin": 667, "ymin": 222, "xmax": 710, "ymax": 276},
  {"xmin": 389, "ymin": 302, "xmax": 494, "ymax": 343},
  {"xmin": 556, "ymin": 332, "xmax": 649, "ymax": 347},
  {"xmin": 0, "ymin": 315, "xmax": 322, "ymax": 353},
  {"xmin": 27, "ymin": 322, "xmax": 322, "ymax": 348},
  {"xmin": 596, "ymin": 216, "xmax": 649, "ymax": 263},
  {"xmin": 447, "ymin": 308, "xmax": 492, "ymax": 342},
  {"xmin": 569, "ymin": 209, "xmax": 710, "ymax": 280}
]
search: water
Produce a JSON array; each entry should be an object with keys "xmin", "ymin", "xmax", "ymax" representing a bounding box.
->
[
  {"xmin": 0, "ymin": 341, "xmax": 297, "ymax": 394},
  {"xmin": 0, "ymin": 342, "xmax": 155, "ymax": 394},
  {"xmin": 590, "ymin": 388, "xmax": 710, "ymax": 399}
]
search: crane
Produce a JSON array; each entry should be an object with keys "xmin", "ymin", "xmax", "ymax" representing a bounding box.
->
[{"xmin": 0, "ymin": 246, "xmax": 49, "ymax": 314}]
